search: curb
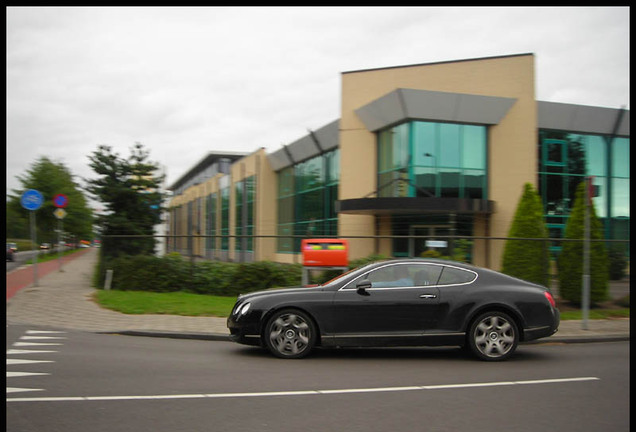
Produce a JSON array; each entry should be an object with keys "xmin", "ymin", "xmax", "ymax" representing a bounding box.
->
[
  {"xmin": 104, "ymin": 330, "xmax": 629, "ymax": 345},
  {"xmin": 101, "ymin": 330, "xmax": 232, "ymax": 342}
]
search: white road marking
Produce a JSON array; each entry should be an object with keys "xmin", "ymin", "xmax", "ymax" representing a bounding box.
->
[
  {"xmin": 7, "ymin": 330, "xmax": 66, "ymax": 395},
  {"xmin": 26, "ymin": 330, "xmax": 67, "ymax": 334},
  {"xmin": 20, "ymin": 336, "xmax": 67, "ymax": 340},
  {"xmin": 6, "ymin": 377, "xmax": 600, "ymax": 403},
  {"xmin": 7, "ymin": 372, "xmax": 51, "ymax": 378},
  {"xmin": 7, "ymin": 349, "xmax": 58, "ymax": 355},
  {"xmin": 13, "ymin": 342, "xmax": 63, "ymax": 347},
  {"xmin": 7, "ymin": 387, "xmax": 45, "ymax": 394},
  {"xmin": 7, "ymin": 359, "xmax": 55, "ymax": 365}
]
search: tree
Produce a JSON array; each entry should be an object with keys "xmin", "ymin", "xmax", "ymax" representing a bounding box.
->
[
  {"xmin": 6, "ymin": 157, "xmax": 93, "ymax": 243},
  {"xmin": 558, "ymin": 182, "xmax": 609, "ymax": 304},
  {"xmin": 501, "ymin": 183, "xmax": 550, "ymax": 287},
  {"xmin": 85, "ymin": 143, "xmax": 165, "ymax": 260}
]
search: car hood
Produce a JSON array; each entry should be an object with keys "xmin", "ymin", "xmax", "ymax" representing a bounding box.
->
[{"xmin": 237, "ymin": 286, "xmax": 324, "ymax": 302}]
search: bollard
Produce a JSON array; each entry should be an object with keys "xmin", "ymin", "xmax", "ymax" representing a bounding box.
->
[{"xmin": 104, "ymin": 269, "xmax": 114, "ymax": 290}]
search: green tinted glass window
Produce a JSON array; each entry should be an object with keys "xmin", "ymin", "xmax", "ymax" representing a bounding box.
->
[
  {"xmin": 462, "ymin": 125, "xmax": 486, "ymax": 169},
  {"xmin": 585, "ymin": 135, "xmax": 606, "ymax": 176},
  {"xmin": 276, "ymin": 149, "xmax": 339, "ymax": 253},
  {"xmin": 612, "ymin": 138, "xmax": 629, "ymax": 178},
  {"xmin": 439, "ymin": 123, "xmax": 460, "ymax": 168},
  {"xmin": 377, "ymin": 121, "xmax": 487, "ymax": 200},
  {"xmin": 220, "ymin": 187, "xmax": 230, "ymax": 250},
  {"xmin": 412, "ymin": 122, "xmax": 436, "ymax": 167},
  {"xmin": 612, "ymin": 178, "xmax": 630, "ymax": 217}
]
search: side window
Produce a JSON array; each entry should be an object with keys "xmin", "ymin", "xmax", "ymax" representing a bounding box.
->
[
  {"xmin": 438, "ymin": 266, "xmax": 477, "ymax": 285},
  {"xmin": 364, "ymin": 264, "xmax": 444, "ymax": 288},
  {"xmin": 412, "ymin": 264, "xmax": 443, "ymax": 286},
  {"xmin": 365, "ymin": 264, "xmax": 417, "ymax": 288}
]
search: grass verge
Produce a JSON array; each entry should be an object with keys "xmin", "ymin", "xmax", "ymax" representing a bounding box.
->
[
  {"xmin": 559, "ymin": 308, "xmax": 630, "ymax": 320},
  {"xmin": 94, "ymin": 290, "xmax": 629, "ymax": 320},
  {"xmin": 95, "ymin": 290, "xmax": 237, "ymax": 317}
]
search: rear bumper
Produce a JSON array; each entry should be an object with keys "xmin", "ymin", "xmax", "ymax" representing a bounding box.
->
[{"xmin": 524, "ymin": 309, "xmax": 560, "ymax": 342}]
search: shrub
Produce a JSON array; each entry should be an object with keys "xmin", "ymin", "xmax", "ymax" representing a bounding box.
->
[
  {"xmin": 501, "ymin": 183, "xmax": 550, "ymax": 287},
  {"xmin": 98, "ymin": 252, "xmax": 302, "ymax": 297},
  {"xmin": 228, "ymin": 261, "xmax": 302, "ymax": 296},
  {"xmin": 108, "ymin": 254, "xmax": 188, "ymax": 292},
  {"xmin": 608, "ymin": 248, "xmax": 627, "ymax": 280},
  {"xmin": 189, "ymin": 261, "xmax": 239, "ymax": 296},
  {"xmin": 558, "ymin": 182, "xmax": 609, "ymax": 304},
  {"xmin": 420, "ymin": 250, "xmax": 443, "ymax": 259}
]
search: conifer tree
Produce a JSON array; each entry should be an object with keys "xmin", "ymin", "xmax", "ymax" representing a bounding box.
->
[
  {"xmin": 86, "ymin": 143, "xmax": 164, "ymax": 260},
  {"xmin": 501, "ymin": 183, "xmax": 550, "ymax": 286},
  {"xmin": 558, "ymin": 182, "xmax": 609, "ymax": 304}
]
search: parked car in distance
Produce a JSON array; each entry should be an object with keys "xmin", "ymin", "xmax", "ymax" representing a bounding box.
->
[
  {"xmin": 40, "ymin": 243, "xmax": 51, "ymax": 250},
  {"xmin": 7, "ymin": 242, "xmax": 18, "ymax": 252},
  {"xmin": 7, "ymin": 244, "xmax": 15, "ymax": 262},
  {"xmin": 227, "ymin": 258, "xmax": 560, "ymax": 361}
]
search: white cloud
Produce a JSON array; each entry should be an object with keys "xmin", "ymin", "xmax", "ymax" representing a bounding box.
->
[{"xmin": 6, "ymin": 6, "xmax": 629, "ymax": 203}]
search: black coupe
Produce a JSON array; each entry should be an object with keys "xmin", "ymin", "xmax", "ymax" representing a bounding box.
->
[{"xmin": 227, "ymin": 259, "xmax": 560, "ymax": 361}]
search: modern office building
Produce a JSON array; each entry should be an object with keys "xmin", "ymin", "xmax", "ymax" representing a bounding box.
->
[{"xmin": 167, "ymin": 53, "xmax": 629, "ymax": 270}]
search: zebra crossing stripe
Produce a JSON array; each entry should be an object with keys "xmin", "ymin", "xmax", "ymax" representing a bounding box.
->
[
  {"xmin": 7, "ymin": 349, "xmax": 58, "ymax": 355},
  {"xmin": 7, "ymin": 372, "xmax": 50, "ymax": 378},
  {"xmin": 21, "ymin": 336, "xmax": 67, "ymax": 340},
  {"xmin": 7, "ymin": 359, "xmax": 54, "ymax": 365}
]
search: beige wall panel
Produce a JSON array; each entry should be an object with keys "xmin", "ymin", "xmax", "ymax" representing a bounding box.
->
[
  {"xmin": 274, "ymin": 253, "xmax": 299, "ymax": 265},
  {"xmin": 339, "ymin": 54, "xmax": 536, "ymax": 268},
  {"xmin": 254, "ymin": 150, "xmax": 278, "ymax": 262}
]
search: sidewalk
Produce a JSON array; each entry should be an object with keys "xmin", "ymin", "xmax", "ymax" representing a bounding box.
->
[{"xmin": 6, "ymin": 247, "xmax": 630, "ymax": 344}]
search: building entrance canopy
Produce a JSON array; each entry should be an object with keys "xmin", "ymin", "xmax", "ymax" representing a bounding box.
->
[{"xmin": 336, "ymin": 197, "xmax": 494, "ymax": 216}]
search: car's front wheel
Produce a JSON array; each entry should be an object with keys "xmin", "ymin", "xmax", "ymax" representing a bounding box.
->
[
  {"xmin": 264, "ymin": 309, "xmax": 316, "ymax": 359},
  {"xmin": 468, "ymin": 311, "xmax": 519, "ymax": 361}
]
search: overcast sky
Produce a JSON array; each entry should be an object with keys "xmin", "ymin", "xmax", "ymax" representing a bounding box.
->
[{"xmin": 6, "ymin": 6, "xmax": 630, "ymax": 207}]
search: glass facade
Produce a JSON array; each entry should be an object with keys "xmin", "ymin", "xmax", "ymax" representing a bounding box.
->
[
  {"xmin": 378, "ymin": 121, "xmax": 487, "ymax": 199},
  {"xmin": 277, "ymin": 149, "xmax": 339, "ymax": 253},
  {"xmin": 538, "ymin": 130, "xmax": 630, "ymax": 249},
  {"xmin": 206, "ymin": 192, "xmax": 217, "ymax": 251},
  {"xmin": 220, "ymin": 186, "xmax": 230, "ymax": 250},
  {"xmin": 377, "ymin": 121, "xmax": 487, "ymax": 258},
  {"xmin": 235, "ymin": 176, "xmax": 256, "ymax": 252}
]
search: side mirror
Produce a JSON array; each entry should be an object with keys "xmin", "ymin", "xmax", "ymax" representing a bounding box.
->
[{"xmin": 356, "ymin": 279, "xmax": 372, "ymax": 296}]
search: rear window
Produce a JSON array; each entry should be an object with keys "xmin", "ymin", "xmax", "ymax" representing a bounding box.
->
[{"xmin": 438, "ymin": 266, "xmax": 477, "ymax": 285}]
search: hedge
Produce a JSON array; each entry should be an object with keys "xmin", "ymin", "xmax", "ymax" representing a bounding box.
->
[{"xmin": 97, "ymin": 252, "xmax": 303, "ymax": 297}]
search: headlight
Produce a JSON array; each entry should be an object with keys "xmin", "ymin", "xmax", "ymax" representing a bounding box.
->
[{"xmin": 239, "ymin": 302, "xmax": 251, "ymax": 316}]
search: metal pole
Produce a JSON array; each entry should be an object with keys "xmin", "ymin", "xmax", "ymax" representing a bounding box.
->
[
  {"xmin": 57, "ymin": 218, "xmax": 64, "ymax": 272},
  {"xmin": 582, "ymin": 177, "xmax": 591, "ymax": 330},
  {"xmin": 30, "ymin": 211, "xmax": 38, "ymax": 287}
]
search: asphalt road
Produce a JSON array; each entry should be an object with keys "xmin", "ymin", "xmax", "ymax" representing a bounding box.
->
[
  {"xmin": 6, "ymin": 250, "xmax": 38, "ymax": 272},
  {"xmin": 6, "ymin": 324, "xmax": 629, "ymax": 432}
]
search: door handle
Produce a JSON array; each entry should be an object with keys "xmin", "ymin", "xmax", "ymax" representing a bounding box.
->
[{"xmin": 420, "ymin": 294, "xmax": 437, "ymax": 299}]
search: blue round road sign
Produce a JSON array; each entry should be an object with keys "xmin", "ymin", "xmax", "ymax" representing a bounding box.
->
[
  {"xmin": 21, "ymin": 189, "xmax": 44, "ymax": 211},
  {"xmin": 53, "ymin": 193, "xmax": 69, "ymax": 208}
]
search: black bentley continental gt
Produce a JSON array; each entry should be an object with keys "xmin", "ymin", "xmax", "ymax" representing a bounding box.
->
[{"xmin": 227, "ymin": 259, "xmax": 560, "ymax": 361}]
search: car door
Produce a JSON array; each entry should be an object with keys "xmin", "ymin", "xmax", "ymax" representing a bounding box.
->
[{"xmin": 330, "ymin": 263, "xmax": 444, "ymax": 344}]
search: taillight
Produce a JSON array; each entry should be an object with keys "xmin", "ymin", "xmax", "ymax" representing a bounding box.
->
[{"xmin": 544, "ymin": 291, "xmax": 556, "ymax": 308}]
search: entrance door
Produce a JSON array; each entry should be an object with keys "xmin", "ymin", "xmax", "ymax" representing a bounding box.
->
[{"xmin": 409, "ymin": 225, "xmax": 452, "ymax": 257}]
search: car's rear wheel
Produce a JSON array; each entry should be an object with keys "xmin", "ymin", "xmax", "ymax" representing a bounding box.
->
[
  {"xmin": 468, "ymin": 311, "xmax": 518, "ymax": 361},
  {"xmin": 264, "ymin": 309, "xmax": 316, "ymax": 359}
]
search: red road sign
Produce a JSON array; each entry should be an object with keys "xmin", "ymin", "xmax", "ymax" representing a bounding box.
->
[{"xmin": 53, "ymin": 194, "xmax": 69, "ymax": 208}]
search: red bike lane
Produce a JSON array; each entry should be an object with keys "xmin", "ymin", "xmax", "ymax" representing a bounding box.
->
[{"xmin": 6, "ymin": 248, "xmax": 92, "ymax": 301}]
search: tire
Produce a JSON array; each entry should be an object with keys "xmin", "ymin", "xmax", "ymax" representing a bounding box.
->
[
  {"xmin": 468, "ymin": 311, "xmax": 519, "ymax": 361},
  {"xmin": 263, "ymin": 309, "xmax": 316, "ymax": 359}
]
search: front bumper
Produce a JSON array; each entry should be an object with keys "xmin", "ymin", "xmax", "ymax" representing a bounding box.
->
[{"xmin": 227, "ymin": 313, "xmax": 262, "ymax": 346}]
